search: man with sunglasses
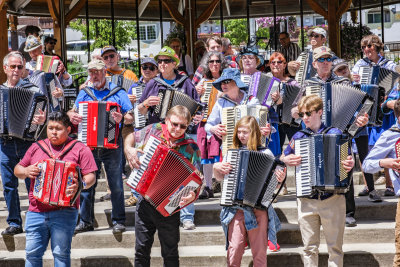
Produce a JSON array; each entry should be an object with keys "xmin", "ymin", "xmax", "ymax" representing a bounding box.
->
[
  {"xmin": 123, "ymin": 105, "xmax": 201, "ymax": 267},
  {"xmin": 277, "ymin": 31, "xmax": 301, "ymax": 63},
  {"xmin": 43, "ymin": 36, "xmax": 59, "ymax": 58},
  {"xmin": 0, "ymin": 51, "xmax": 46, "ymax": 236}
]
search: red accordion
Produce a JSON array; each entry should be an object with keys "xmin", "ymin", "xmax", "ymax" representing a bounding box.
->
[
  {"xmin": 127, "ymin": 135, "xmax": 203, "ymax": 217},
  {"xmin": 33, "ymin": 159, "xmax": 82, "ymax": 206},
  {"xmin": 78, "ymin": 101, "xmax": 121, "ymax": 149}
]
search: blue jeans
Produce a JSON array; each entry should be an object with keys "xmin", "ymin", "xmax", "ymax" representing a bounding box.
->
[
  {"xmin": 79, "ymin": 145, "xmax": 125, "ymax": 225},
  {"xmin": 25, "ymin": 209, "xmax": 78, "ymax": 267},
  {"xmin": 0, "ymin": 138, "xmax": 32, "ymax": 228},
  {"xmin": 180, "ymin": 203, "xmax": 195, "ymax": 223}
]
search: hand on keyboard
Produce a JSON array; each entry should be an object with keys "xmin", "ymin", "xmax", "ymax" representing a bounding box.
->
[
  {"xmin": 211, "ymin": 124, "xmax": 227, "ymax": 139},
  {"xmin": 125, "ymin": 147, "xmax": 143, "ymax": 169},
  {"xmin": 281, "ymin": 154, "xmax": 301, "ymax": 166}
]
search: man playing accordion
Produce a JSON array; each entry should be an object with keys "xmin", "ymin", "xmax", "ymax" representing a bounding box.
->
[{"xmin": 124, "ymin": 105, "xmax": 201, "ymax": 267}]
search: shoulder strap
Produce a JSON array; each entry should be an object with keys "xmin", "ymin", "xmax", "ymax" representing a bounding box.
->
[
  {"xmin": 321, "ymin": 126, "xmax": 334, "ymax": 134},
  {"xmin": 175, "ymin": 138, "xmax": 196, "ymax": 146},
  {"xmin": 378, "ymin": 58, "xmax": 390, "ymax": 67},
  {"xmin": 390, "ymin": 126, "xmax": 400, "ymax": 133},
  {"xmin": 172, "ymin": 75, "xmax": 188, "ymax": 89},
  {"xmin": 153, "ymin": 77, "xmax": 173, "ymax": 90},
  {"xmin": 244, "ymin": 95, "xmax": 253, "ymax": 105},
  {"xmin": 36, "ymin": 140, "xmax": 80, "ymax": 160},
  {"xmin": 83, "ymin": 87, "xmax": 98, "ymax": 101},
  {"xmin": 220, "ymin": 95, "xmax": 238, "ymax": 106},
  {"xmin": 101, "ymin": 85, "xmax": 124, "ymax": 101},
  {"xmin": 153, "ymin": 76, "xmax": 188, "ymax": 92},
  {"xmin": 299, "ymin": 129, "xmax": 314, "ymax": 136},
  {"xmin": 36, "ymin": 140, "xmax": 53, "ymax": 158},
  {"xmin": 362, "ymin": 57, "xmax": 373, "ymax": 66}
]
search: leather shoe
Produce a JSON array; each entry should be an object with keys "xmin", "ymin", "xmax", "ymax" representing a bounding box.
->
[
  {"xmin": 74, "ymin": 222, "xmax": 94, "ymax": 234},
  {"xmin": 112, "ymin": 223, "xmax": 126, "ymax": 233},
  {"xmin": 1, "ymin": 226, "xmax": 23, "ymax": 236},
  {"xmin": 345, "ymin": 216, "xmax": 357, "ymax": 227}
]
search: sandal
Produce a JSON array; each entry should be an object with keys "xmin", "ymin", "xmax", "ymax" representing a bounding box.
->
[{"xmin": 125, "ymin": 194, "xmax": 138, "ymax": 206}]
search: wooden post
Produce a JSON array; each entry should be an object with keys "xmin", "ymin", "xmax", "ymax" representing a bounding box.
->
[
  {"xmin": 327, "ymin": 0, "xmax": 339, "ymax": 57},
  {"xmin": 9, "ymin": 15, "xmax": 19, "ymax": 51},
  {"xmin": 0, "ymin": 4, "xmax": 8, "ymax": 83}
]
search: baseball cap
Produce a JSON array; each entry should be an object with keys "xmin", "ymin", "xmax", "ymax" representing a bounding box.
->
[
  {"xmin": 88, "ymin": 59, "xmax": 106, "ymax": 70},
  {"xmin": 307, "ymin": 27, "xmax": 327, "ymax": 38},
  {"xmin": 101, "ymin": 45, "xmax": 118, "ymax": 56},
  {"xmin": 313, "ymin": 46, "xmax": 332, "ymax": 61}
]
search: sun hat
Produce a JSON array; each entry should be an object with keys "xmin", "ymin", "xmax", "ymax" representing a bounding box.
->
[{"xmin": 212, "ymin": 68, "xmax": 248, "ymax": 92}]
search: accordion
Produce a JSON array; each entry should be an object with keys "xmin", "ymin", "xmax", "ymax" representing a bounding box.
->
[
  {"xmin": 294, "ymin": 134, "xmax": 351, "ymax": 197},
  {"xmin": 0, "ymin": 86, "xmax": 47, "ymax": 141},
  {"xmin": 36, "ymin": 55, "xmax": 60, "ymax": 74},
  {"xmin": 33, "ymin": 159, "xmax": 82, "ymax": 206},
  {"xmin": 106, "ymin": 75, "xmax": 137, "ymax": 92},
  {"xmin": 220, "ymin": 149, "xmax": 285, "ymax": 209},
  {"xmin": 359, "ymin": 84, "xmax": 385, "ymax": 126},
  {"xmin": 29, "ymin": 71, "xmax": 62, "ymax": 111},
  {"xmin": 295, "ymin": 51, "xmax": 315, "ymax": 85},
  {"xmin": 131, "ymin": 84, "xmax": 147, "ymax": 128},
  {"xmin": 154, "ymin": 89, "xmax": 203, "ymax": 121},
  {"xmin": 78, "ymin": 101, "xmax": 120, "ymax": 149},
  {"xmin": 201, "ymin": 81, "xmax": 219, "ymax": 121},
  {"xmin": 305, "ymin": 82, "xmax": 374, "ymax": 137},
  {"xmin": 221, "ymin": 105, "xmax": 268, "ymax": 156},
  {"xmin": 248, "ymin": 72, "xmax": 281, "ymax": 108},
  {"xmin": 241, "ymin": 74, "xmax": 252, "ymax": 87},
  {"xmin": 127, "ymin": 135, "xmax": 202, "ymax": 217},
  {"xmin": 63, "ymin": 87, "xmax": 78, "ymax": 112},
  {"xmin": 279, "ymin": 83, "xmax": 302, "ymax": 127},
  {"xmin": 359, "ymin": 65, "xmax": 400, "ymax": 93}
]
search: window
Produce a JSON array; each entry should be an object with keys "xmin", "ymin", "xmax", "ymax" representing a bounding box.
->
[
  {"xmin": 315, "ymin": 17, "xmax": 326, "ymax": 25},
  {"xmin": 203, "ymin": 26, "xmax": 208, "ymax": 31},
  {"xmin": 139, "ymin": 25, "xmax": 157, "ymax": 41},
  {"xmin": 368, "ymin": 10, "xmax": 391, "ymax": 23}
]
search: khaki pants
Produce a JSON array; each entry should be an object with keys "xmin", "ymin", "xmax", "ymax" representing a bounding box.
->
[
  {"xmin": 394, "ymin": 198, "xmax": 400, "ymax": 267},
  {"xmin": 297, "ymin": 195, "xmax": 346, "ymax": 267}
]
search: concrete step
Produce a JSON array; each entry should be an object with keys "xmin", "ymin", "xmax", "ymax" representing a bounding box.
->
[
  {"xmin": 0, "ymin": 243, "xmax": 395, "ymax": 267},
  {"xmin": 0, "ymin": 221, "xmax": 395, "ymax": 251}
]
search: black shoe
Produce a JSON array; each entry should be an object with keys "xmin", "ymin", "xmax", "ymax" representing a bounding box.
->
[
  {"xmin": 384, "ymin": 187, "xmax": 395, "ymax": 197},
  {"xmin": 358, "ymin": 187, "xmax": 369, "ymax": 196},
  {"xmin": 112, "ymin": 223, "xmax": 126, "ymax": 233},
  {"xmin": 198, "ymin": 188, "xmax": 209, "ymax": 199},
  {"xmin": 1, "ymin": 226, "xmax": 23, "ymax": 236},
  {"xmin": 74, "ymin": 222, "xmax": 94, "ymax": 234},
  {"xmin": 205, "ymin": 186, "xmax": 214, "ymax": 198},
  {"xmin": 212, "ymin": 178, "xmax": 221, "ymax": 193},
  {"xmin": 345, "ymin": 216, "xmax": 357, "ymax": 227},
  {"xmin": 100, "ymin": 193, "xmax": 111, "ymax": 202}
]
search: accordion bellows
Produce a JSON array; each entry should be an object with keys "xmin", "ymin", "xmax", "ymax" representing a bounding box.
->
[{"xmin": 36, "ymin": 55, "xmax": 60, "ymax": 74}]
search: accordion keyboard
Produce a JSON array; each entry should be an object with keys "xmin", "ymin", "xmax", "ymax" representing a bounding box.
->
[
  {"xmin": 295, "ymin": 53, "xmax": 307, "ymax": 84},
  {"xmin": 78, "ymin": 103, "xmax": 88, "ymax": 143},
  {"xmin": 295, "ymin": 138, "xmax": 313, "ymax": 197},
  {"xmin": 360, "ymin": 66, "xmax": 371, "ymax": 84},
  {"xmin": 241, "ymin": 74, "xmax": 252, "ymax": 86},
  {"xmin": 220, "ymin": 150, "xmax": 239, "ymax": 206}
]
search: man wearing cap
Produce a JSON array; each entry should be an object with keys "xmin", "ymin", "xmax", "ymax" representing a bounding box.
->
[
  {"xmin": 67, "ymin": 59, "xmax": 134, "ymax": 234},
  {"xmin": 101, "ymin": 45, "xmax": 138, "ymax": 91},
  {"xmin": 43, "ymin": 36, "xmax": 60, "ymax": 58},
  {"xmin": 0, "ymin": 51, "xmax": 46, "ymax": 236},
  {"xmin": 18, "ymin": 25, "xmax": 41, "ymax": 62},
  {"xmin": 278, "ymin": 31, "xmax": 301, "ymax": 63},
  {"xmin": 24, "ymin": 35, "xmax": 72, "ymax": 88}
]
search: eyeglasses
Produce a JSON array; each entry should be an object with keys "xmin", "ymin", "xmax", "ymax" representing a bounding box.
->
[
  {"xmin": 88, "ymin": 69, "xmax": 102, "ymax": 75},
  {"xmin": 309, "ymin": 34, "xmax": 321, "ymax": 38},
  {"xmin": 361, "ymin": 44, "xmax": 373, "ymax": 50},
  {"xmin": 209, "ymin": 60, "xmax": 221, "ymax": 64},
  {"xmin": 221, "ymin": 79, "xmax": 233, "ymax": 84},
  {"xmin": 169, "ymin": 120, "xmax": 188, "ymax": 129},
  {"xmin": 142, "ymin": 65, "xmax": 156, "ymax": 71},
  {"xmin": 157, "ymin": 59, "xmax": 173, "ymax": 64},
  {"xmin": 317, "ymin": 57, "xmax": 333, "ymax": 63},
  {"xmin": 102, "ymin": 54, "xmax": 115, "ymax": 60},
  {"xmin": 8, "ymin": 64, "xmax": 24, "ymax": 70},
  {"xmin": 298, "ymin": 110, "xmax": 316, "ymax": 118},
  {"xmin": 271, "ymin": 60, "xmax": 284, "ymax": 65}
]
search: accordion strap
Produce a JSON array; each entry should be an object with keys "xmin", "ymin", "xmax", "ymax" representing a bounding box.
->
[
  {"xmin": 36, "ymin": 139, "xmax": 80, "ymax": 160},
  {"xmin": 299, "ymin": 126, "xmax": 333, "ymax": 136},
  {"xmin": 153, "ymin": 76, "xmax": 188, "ymax": 92},
  {"xmin": 390, "ymin": 126, "xmax": 400, "ymax": 133},
  {"xmin": 82, "ymin": 85, "xmax": 124, "ymax": 101}
]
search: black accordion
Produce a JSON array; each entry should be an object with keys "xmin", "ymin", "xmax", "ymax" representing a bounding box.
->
[
  {"xmin": 359, "ymin": 84, "xmax": 385, "ymax": 127},
  {"xmin": 295, "ymin": 51, "xmax": 315, "ymax": 85},
  {"xmin": 279, "ymin": 83, "xmax": 302, "ymax": 127},
  {"xmin": 294, "ymin": 134, "xmax": 351, "ymax": 197},
  {"xmin": 220, "ymin": 149, "xmax": 285, "ymax": 209},
  {"xmin": 29, "ymin": 71, "xmax": 62, "ymax": 111},
  {"xmin": 359, "ymin": 65, "xmax": 400, "ymax": 93},
  {"xmin": 106, "ymin": 75, "xmax": 137, "ymax": 92},
  {"xmin": 305, "ymin": 82, "xmax": 374, "ymax": 137},
  {"xmin": 0, "ymin": 85, "xmax": 47, "ymax": 141},
  {"xmin": 154, "ymin": 89, "xmax": 203, "ymax": 121},
  {"xmin": 247, "ymin": 72, "xmax": 281, "ymax": 108}
]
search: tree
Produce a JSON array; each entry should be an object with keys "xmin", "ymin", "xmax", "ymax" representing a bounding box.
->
[
  {"xmin": 224, "ymin": 19, "xmax": 248, "ymax": 46},
  {"xmin": 341, "ymin": 22, "xmax": 372, "ymax": 60},
  {"xmin": 69, "ymin": 19, "xmax": 137, "ymax": 50}
]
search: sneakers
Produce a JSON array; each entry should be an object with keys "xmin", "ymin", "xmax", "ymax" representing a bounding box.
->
[
  {"xmin": 99, "ymin": 193, "xmax": 111, "ymax": 202},
  {"xmin": 199, "ymin": 186, "xmax": 214, "ymax": 199},
  {"xmin": 345, "ymin": 216, "xmax": 357, "ymax": 227},
  {"xmin": 182, "ymin": 220, "xmax": 196, "ymax": 230},
  {"xmin": 358, "ymin": 186, "xmax": 369, "ymax": 196},
  {"xmin": 1, "ymin": 226, "xmax": 23, "ymax": 236},
  {"xmin": 384, "ymin": 187, "xmax": 395, "ymax": 197},
  {"xmin": 112, "ymin": 223, "xmax": 126, "ymax": 234},
  {"xmin": 375, "ymin": 176, "xmax": 386, "ymax": 185},
  {"xmin": 74, "ymin": 222, "xmax": 94, "ymax": 234},
  {"xmin": 125, "ymin": 193, "xmax": 138, "ymax": 207},
  {"xmin": 368, "ymin": 190, "xmax": 382, "ymax": 202},
  {"xmin": 268, "ymin": 240, "xmax": 280, "ymax": 252}
]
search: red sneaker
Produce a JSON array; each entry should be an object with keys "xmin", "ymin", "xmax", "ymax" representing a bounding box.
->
[{"xmin": 268, "ymin": 240, "xmax": 280, "ymax": 252}]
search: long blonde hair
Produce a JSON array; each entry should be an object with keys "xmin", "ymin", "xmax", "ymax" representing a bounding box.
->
[{"xmin": 232, "ymin": 116, "xmax": 261, "ymax": 151}]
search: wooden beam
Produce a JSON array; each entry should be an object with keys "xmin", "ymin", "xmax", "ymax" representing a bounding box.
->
[
  {"xmin": 138, "ymin": 0, "xmax": 150, "ymax": 17},
  {"xmin": 162, "ymin": 0, "xmax": 185, "ymax": 25},
  {"xmin": 47, "ymin": 0, "xmax": 60, "ymax": 21},
  {"xmin": 0, "ymin": 4, "xmax": 8, "ymax": 83},
  {"xmin": 336, "ymin": 0, "xmax": 352, "ymax": 17},
  {"xmin": 12, "ymin": 0, "xmax": 31, "ymax": 11},
  {"xmin": 195, "ymin": 0, "xmax": 219, "ymax": 28},
  {"xmin": 306, "ymin": 0, "xmax": 328, "ymax": 19},
  {"xmin": 0, "ymin": 0, "xmax": 6, "ymax": 11},
  {"xmin": 327, "ymin": 0, "xmax": 340, "ymax": 57},
  {"xmin": 65, "ymin": 0, "xmax": 86, "ymax": 24}
]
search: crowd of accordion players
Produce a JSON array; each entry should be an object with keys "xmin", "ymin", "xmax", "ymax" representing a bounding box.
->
[{"xmin": 3, "ymin": 26, "xmax": 400, "ymax": 267}]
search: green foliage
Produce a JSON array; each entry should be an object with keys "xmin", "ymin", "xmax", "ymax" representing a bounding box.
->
[
  {"xmin": 255, "ymin": 27, "xmax": 270, "ymax": 49},
  {"xmin": 224, "ymin": 19, "xmax": 248, "ymax": 46},
  {"xmin": 67, "ymin": 57, "xmax": 85, "ymax": 75},
  {"xmin": 341, "ymin": 22, "xmax": 372, "ymax": 60},
  {"xmin": 69, "ymin": 19, "xmax": 137, "ymax": 50},
  {"xmin": 165, "ymin": 24, "xmax": 185, "ymax": 47}
]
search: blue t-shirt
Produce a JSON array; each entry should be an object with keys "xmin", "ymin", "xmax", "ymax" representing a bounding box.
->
[
  {"xmin": 163, "ymin": 78, "xmax": 175, "ymax": 85},
  {"xmin": 75, "ymin": 82, "xmax": 133, "ymax": 114}
]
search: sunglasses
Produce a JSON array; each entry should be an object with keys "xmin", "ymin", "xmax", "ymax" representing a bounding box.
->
[
  {"xmin": 221, "ymin": 79, "xmax": 233, "ymax": 85},
  {"xmin": 361, "ymin": 44, "xmax": 373, "ymax": 50},
  {"xmin": 49, "ymin": 42, "xmax": 56, "ymax": 45},
  {"xmin": 103, "ymin": 54, "xmax": 115, "ymax": 60},
  {"xmin": 309, "ymin": 34, "xmax": 321, "ymax": 38},
  {"xmin": 142, "ymin": 65, "xmax": 156, "ymax": 71},
  {"xmin": 317, "ymin": 57, "xmax": 333, "ymax": 63},
  {"xmin": 169, "ymin": 120, "xmax": 188, "ymax": 129},
  {"xmin": 209, "ymin": 60, "xmax": 221, "ymax": 64},
  {"xmin": 8, "ymin": 64, "xmax": 24, "ymax": 70},
  {"xmin": 157, "ymin": 59, "xmax": 173, "ymax": 64},
  {"xmin": 298, "ymin": 110, "xmax": 316, "ymax": 118},
  {"xmin": 271, "ymin": 60, "xmax": 284, "ymax": 65}
]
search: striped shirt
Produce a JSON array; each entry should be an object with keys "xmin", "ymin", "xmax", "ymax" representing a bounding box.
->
[{"xmin": 278, "ymin": 42, "xmax": 301, "ymax": 62}]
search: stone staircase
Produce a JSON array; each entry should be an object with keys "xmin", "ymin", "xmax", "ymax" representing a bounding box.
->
[{"xmin": 0, "ymin": 168, "xmax": 397, "ymax": 267}]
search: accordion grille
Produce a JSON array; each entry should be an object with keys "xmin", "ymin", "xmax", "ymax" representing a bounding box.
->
[
  {"xmin": 339, "ymin": 141, "xmax": 349, "ymax": 181},
  {"xmin": 107, "ymin": 105, "xmax": 118, "ymax": 143},
  {"xmin": 9, "ymin": 88, "xmax": 34, "ymax": 137}
]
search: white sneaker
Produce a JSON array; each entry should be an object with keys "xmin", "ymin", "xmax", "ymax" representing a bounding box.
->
[{"xmin": 182, "ymin": 221, "xmax": 196, "ymax": 230}]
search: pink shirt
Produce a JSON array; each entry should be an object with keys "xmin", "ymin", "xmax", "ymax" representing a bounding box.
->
[{"xmin": 19, "ymin": 138, "xmax": 97, "ymax": 212}]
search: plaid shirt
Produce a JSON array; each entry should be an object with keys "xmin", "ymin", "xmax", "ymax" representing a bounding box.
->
[{"xmin": 278, "ymin": 42, "xmax": 301, "ymax": 62}]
